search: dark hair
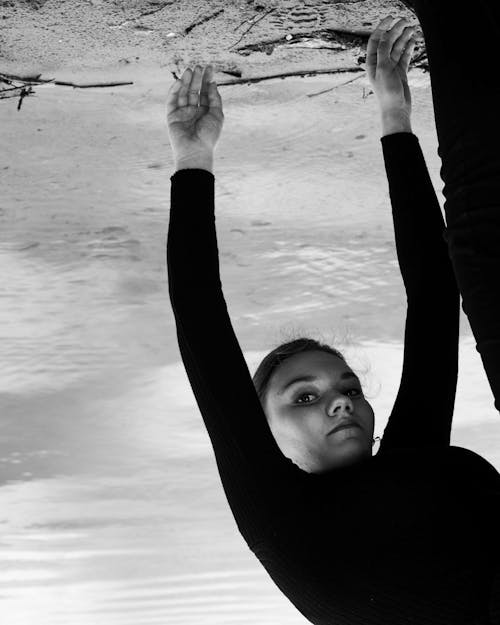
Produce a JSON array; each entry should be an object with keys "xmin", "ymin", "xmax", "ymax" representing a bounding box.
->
[{"xmin": 252, "ymin": 336, "xmax": 348, "ymax": 410}]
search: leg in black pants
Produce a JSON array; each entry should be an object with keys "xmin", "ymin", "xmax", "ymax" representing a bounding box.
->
[
  {"xmin": 397, "ymin": 1, "xmax": 500, "ymax": 623},
  {"xmin": 400, "ymin": 0, "xmax": 500, "ymax": 414}
]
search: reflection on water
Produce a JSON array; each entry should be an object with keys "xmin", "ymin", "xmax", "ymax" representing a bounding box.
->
[{"xmin": 2, "ymin": 77, "xmax": 500, "ymax": 624}]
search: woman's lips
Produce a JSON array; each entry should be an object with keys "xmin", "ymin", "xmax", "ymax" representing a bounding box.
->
[{"xmin": 328, "ymin": 423, "xmax": 361, "ymax": 435}]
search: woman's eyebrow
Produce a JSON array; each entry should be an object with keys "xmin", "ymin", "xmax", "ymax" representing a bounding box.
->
[{"xmin": 278, "ymin": 372, "xmax": 360, "ymax": 396}]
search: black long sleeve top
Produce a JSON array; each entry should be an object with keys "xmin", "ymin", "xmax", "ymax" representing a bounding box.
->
[{"xmin": 167, "ymin": 133, "xmax": 500, "ymax": 625}]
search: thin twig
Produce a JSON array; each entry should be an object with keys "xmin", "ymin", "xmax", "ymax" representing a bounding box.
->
[
  {"xmin": 307, "ymin": 72, "xmax": 367, "ymax": 98},
  {"xmin": 17, "ymin": 86, "xmax": 34, "ymax": 111},
  {"xmin": 108, "ymin": 0, "xmax": 174, "ymax": 29},
  {"xmin": 214, "ymin": 66, "xmax": 365, "ymax": 87},
  {"xmin": 183, "ymin": 8, "xmax": 225, "ymax": 35},
  {"xmin": 228, "ymin": 7, "xmax": 278, "ymax": 50},
  {"xmin": 0, "ymin": 71, "xmax": 134, "ymax": 110},
  {"xmin": 0, "ymin": 84, "xmax": 26, "ymax": 97},
  {"xmin": 0, "ymin": 71, "xmax": 54, "ymax": 85},
  {"xmin": 53, "ymin": 80, "xmax": 134, "ymax": 88},
  {"xmin": 0, "ymin": 71, "xmax": 134, "ymax": 90}
]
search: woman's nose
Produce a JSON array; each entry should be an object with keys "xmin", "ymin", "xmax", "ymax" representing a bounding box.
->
[{"xmin": 328, "ymin": 396, "xmax": 353, "ymax": 416}]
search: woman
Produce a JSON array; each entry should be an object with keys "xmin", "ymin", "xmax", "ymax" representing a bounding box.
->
[{"xmin": 167, "ymin": 4, "xmax": 500, "ymax": 624}]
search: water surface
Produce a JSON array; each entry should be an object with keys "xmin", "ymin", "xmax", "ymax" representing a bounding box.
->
[{"xmin": 2, "ymin": 72, "xmax": 499, "ymax": 625}]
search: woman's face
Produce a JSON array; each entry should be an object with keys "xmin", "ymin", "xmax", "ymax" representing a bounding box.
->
[{"xmin": 264, "ymin": 350, "xmax": 375, "ymax": 474}]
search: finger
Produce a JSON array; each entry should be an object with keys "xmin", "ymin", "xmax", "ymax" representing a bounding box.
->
[
  {"xmin": 188, "ymin": 65, "xmax": 204, "ymax": 106},
  {"xmin": 399, "ymin": 36, "xmax": 417, "ymax": 73},
  {"xmin": 367, "ymin": 16, "xmax": 396, "ymax": 50},
  {"xmin": 378, "ymin": 17, "xmax": 412, "ymax": 61},
  {"xmin": 199, "ymin": 64, "xmax": 212, "ymax": 108},
  {"xmin": 207, "ymin": 77, "xmax": 224, "ymax": 120},
  {"xmin": 366, "ymin": 15, "xmax": 398, "ymax": 80},
  {"xmin": 196, "ymin": 64, "xmax": 224, "ymax": 118},
  {"xmin": 376, "ymin": 14, "xmax": 397, "ymax": 32},
  {"xmin": 166, "ymin": 77, "xmax": 183, "ymax": 117},
  {"xmin": 177, "ymin": 67, "xmax": 193, "ymax": 107},
  {"xmin": 390, "ymin": 26, "xmax": 416, "ymax": 64}
]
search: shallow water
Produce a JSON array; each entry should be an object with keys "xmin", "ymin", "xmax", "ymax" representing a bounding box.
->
[{"xmin": 2, "ymin": 72, "xmax": 500, "ymax": 625}]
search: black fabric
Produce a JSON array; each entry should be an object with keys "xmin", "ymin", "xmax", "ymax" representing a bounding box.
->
[
  {"xmin": 167, "ymin": 134, "xmax": 500, "ymax": 623},
  {"xmin": 167, "ymin": 3, "xmax": 500, "ymax": 621},
  {"xmin": 401, "ymin": 0, "xmax": 500, "ymax": 422}
]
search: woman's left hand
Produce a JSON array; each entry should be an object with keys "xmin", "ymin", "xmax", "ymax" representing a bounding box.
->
[
  {"xmin": 167, "ymin": 65, "xmax": 225, "ymax": 160},
  {"xmin": 366, "ymin": 15, "xmax": 417, "ymax": 116}
]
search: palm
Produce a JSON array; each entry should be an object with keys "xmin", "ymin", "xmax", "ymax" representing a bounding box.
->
[
  {"xmin": 168, "ymin": 99, "xmax": 223, "ymax": 155},
  {"xmin": 381, "ymin": 62, "xmax": 412, "ymax": 111}
]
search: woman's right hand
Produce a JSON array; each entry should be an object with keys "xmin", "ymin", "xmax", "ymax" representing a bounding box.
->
[{"xmin": 366, "ymin": 15, "xmax": 417, "ymax": 117}]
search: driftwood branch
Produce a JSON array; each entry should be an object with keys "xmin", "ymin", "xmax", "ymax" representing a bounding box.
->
[
  {"xmin": 0, "ymin": 71, "xmax": 135, "ymax": 109},
  {"xmin": 169, "ymin": 53, "xmax": 427, "ymax": 96},
  {"xmin": 0, "ymin": 72, "xmax": 52, "ymax": 84},
  {"xmin": 214, "ymin": 66, "xmax": 365, "ymax": 87},
  {"xmin": 53, "ymin": 80, "xmax": 134, "ymax": 88},
  {"xmin": 0, "ymin": 72, "xmax": 134, "ymax": 89}
]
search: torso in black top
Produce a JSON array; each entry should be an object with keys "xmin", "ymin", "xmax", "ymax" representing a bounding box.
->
[{"xmin": 167, "ymin": 133, "xmax": 500, "ymax": 624}]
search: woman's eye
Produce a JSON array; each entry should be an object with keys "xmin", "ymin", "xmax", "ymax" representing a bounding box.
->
[
  {"xmin": 295, "ymin": 393, "xmax": 315, "ymax": 404},
  {"xmin": 294, "ymin": 388, "xmax": 361, "ymax": 404}
]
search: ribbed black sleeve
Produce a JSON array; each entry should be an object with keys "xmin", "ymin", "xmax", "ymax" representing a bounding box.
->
[
  {"xmin": 378, "ymin": 132, "xmax": 459, "ymax": 452},
  {"xmin": 167, "ymin": 135, "xmax": 500, "ymax": 625},
  {"xmin": 167, "ymin": 167, "xmax": 307, "ymax": 549}
]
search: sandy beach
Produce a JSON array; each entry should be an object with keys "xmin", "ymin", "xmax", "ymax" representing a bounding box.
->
[{"xmin": 0, "ymin": 0, "xmax": 426, "ymax": 79}]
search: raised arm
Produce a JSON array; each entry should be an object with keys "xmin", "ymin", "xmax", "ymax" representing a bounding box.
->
[
  {"xmin": 378, "ymin": 132, "xmax": 460, "ymax": 452},
  {"xmin": 166, "ymin": 68, "xmax": 304, "ymax": 550},
  {"xmin": 366, "ymin": 17, "xmax": 460, "ymax": 451}
]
